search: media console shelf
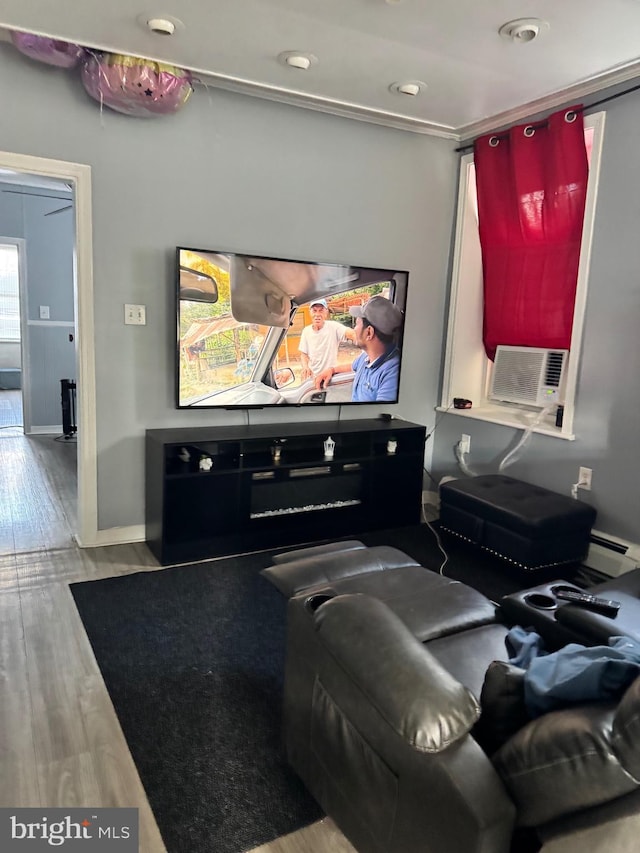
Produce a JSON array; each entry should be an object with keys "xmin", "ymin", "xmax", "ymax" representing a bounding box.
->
[{"xmin": 145, "ymin": 418, "xmax": 426, "ymax": 564}]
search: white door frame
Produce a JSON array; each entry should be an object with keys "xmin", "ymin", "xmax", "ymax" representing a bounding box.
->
[
  {"xmin": 0, "ymin": 150, "xmax": 97, "ymax": 547},
  {"xmin": 15, "ymin": 238, "xmax": 30, "ymax": 434}
]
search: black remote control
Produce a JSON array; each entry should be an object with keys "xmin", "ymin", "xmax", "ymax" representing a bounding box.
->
[{"xmin": 555, "ymin": 589, "xmax": 621, "ymax": 617}]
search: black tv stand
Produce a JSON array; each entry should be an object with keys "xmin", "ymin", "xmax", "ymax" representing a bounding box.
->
[{"xmin": 145, "ymin": 418, "xmax": 426, "ymax": 565}]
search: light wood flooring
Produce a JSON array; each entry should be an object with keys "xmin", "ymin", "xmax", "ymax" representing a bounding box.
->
[{"xmin": 0, "ymin": 391, "xmax": 354, "ymax": 853}]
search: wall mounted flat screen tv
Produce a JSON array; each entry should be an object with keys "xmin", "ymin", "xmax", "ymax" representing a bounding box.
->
[{"xmin": 176, "ymin": 247, "xmax": 409, "ymax": 408}]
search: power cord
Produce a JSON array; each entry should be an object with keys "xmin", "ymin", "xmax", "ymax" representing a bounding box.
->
[
  {"xmin": 421, "ymin": 467, "xmax": 450, "ymax": 577},
  {"xmin": 424, "ymin": 516, "xmax": 450, "ymax": 577},
  {"xmin": 421, "ymin": 407, "xmax": 454, "ymax": 493},
  {"xmin": 453, "ymin": 404, "xmax": 555, "ymax": 479},
  {"xmin": 426, "ymin": 403, "xmax": 453, "ymax": 442},
  {"xmin": 455, "ymin": 440, "xmax": 477, "ymax": 477},
  {"xmin": 422, "ymin": 465, "xmax": 440, "ymax": 489},
  {"xmin": 571, "ymin": 476, "xmax": 589, "ymax": 500},
  {"xmin": 498, "ymin": 405, "xmax": 554, "ymax": 472}
]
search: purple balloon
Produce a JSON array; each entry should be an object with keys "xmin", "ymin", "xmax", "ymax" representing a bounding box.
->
[
  {"xmin": 81, "ymin": 53, "xmax": 193, "ymax": 118},
  {"xmin": 10, "ymin": 31, "xmax": 84, "ymax": 69}
]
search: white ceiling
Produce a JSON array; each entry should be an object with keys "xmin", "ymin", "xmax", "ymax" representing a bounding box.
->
[{"xmin": 2, "ymin": 0, "xmax": 640, "ymax": 138}]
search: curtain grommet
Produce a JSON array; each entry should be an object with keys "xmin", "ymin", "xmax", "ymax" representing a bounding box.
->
[
  {"xmin": 489, "ymin": 136, "xmax": 500, "ymax": 147},
  {"xmin": 565, "ymin": 110, "xmax": 577, "ymax": 123},
  {"xmin": 523, "ymin": 126, "xmax": 535, "ymax": 137}
]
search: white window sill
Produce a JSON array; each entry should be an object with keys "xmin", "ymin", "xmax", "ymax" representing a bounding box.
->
[{"xmin": 435, "ymin": 403, "xmax": 575, "ymax": 440}]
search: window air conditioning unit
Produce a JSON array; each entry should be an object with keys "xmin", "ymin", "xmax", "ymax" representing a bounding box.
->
[{"xmin": 488, "ymin": 346, "xmax": 568, "ymax": 407}]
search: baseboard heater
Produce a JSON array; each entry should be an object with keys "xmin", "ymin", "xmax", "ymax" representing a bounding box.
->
[
  {"xmin": 60, "ymin": 378, "xmax": 77, "ymax": 439},
  {"xmin": 584, "ymin": 532, "xmax": 640, "ymax": 577}
]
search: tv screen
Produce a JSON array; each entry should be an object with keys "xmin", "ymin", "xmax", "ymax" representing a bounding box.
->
[{"xmin": 176, "ymin": 247, "xmax": 409, "ymax": 408}]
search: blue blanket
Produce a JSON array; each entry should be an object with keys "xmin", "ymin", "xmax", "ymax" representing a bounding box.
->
[{"xmin": 507, "ymin": 626, "xmax": 640, "ymax": 717}]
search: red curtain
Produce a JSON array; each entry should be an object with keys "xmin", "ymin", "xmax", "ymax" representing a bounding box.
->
[{"xmin": 474, "ymin": 106, "xmax": 589, "ymax": 360}]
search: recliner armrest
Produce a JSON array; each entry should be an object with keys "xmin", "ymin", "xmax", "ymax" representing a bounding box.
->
[{"xmin": 315, "ymin": 593, "xmax": 480, "ymax": 752}]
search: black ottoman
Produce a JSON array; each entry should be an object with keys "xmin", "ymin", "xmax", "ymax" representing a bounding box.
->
[{"xmin": 439, "ymin": 475, "xmax": 596, "ymax": 574}]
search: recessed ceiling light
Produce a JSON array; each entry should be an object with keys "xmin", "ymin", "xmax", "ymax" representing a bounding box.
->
[
  {"xmin": 147, "ymin": 18, "xmax": 175, "ymax": 35},
  {"xmin": 499, "ymin": 18, "xmax": 549, "ymax": 43},
  {"xmin": 278, "ymin": 51, "xmax": 318, "ymax": 71},
  {"xmin": 286, "ymin": 55, "xmax": 310, "ymax": 70},
  {"xmin": 136, "ymin": 13, "xmax": 185, "ymax": 36},
  {"xmin": 389, "ymin": 80, "xmax": 427, "ymax": 97}
]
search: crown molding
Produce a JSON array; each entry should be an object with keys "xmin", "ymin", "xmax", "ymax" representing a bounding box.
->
[
  {"xmin": 0, "ymin": 25, "xmax": 459, "ymax": 139},
  {"xmin": 4, "ymin": 22, "xmax": 640, "ymax": 141},
  {"xmin": 457, "ymin": 59, "xmax": 640, "ymax": 143},
  {"xmin": 191, "ymin": 74, "xmax": 460, "ymax": 139}
]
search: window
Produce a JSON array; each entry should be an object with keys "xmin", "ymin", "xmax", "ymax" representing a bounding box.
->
[
  {"xmin": 439, "ymin": 112, "xmax": 605, "ymax": 440},
  {"xmin": 0, "ymin": 244, "xmax": 20, "ymax": 342}
]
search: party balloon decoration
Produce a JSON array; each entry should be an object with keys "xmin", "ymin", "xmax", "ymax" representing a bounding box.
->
[
  {"xmin": 10, "ymin": 31, "xmax": 85, "ymax": 69},
  {"xmin": 81, "ymin": 53, "xmax": 193, "ymax": 118}
]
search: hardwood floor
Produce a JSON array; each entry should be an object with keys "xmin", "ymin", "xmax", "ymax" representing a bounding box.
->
[{"xmin": 0, "ymin": 405, "xmax": 354, "ymax": 853}]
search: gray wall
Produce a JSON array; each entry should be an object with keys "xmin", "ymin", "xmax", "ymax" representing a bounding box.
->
[
  {"xmin": 0, "ymin": 43, "xmax": 457, "ymax": 531},
  {"xmin": 0, "ymin": 181, "xmax": 75, "ymax": 427},
  {"xmin": 432, "ymin": 94, "xmax": 640, "ymax": 543}
]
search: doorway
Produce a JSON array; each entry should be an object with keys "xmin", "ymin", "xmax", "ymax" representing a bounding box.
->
[
  {"xmin": 0, "ymin": 241, "xmax": 23, "ymax": 433},
  {"xmin": 0, "ymin": 149, "xmax": 96, "ymax": 546}
]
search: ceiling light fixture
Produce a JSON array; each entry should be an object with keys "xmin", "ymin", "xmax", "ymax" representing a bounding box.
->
[
  {"xmin": 137, "ymin": 13, "xmax": 185, "ymax": 36},
  {"xmin": 147, "ymin": 18, "xmax": 176, "ymax": 35},
  {"xmin": 389, "ymin": 80, "xmax": 427, "ymax": 97},
  {"xmin": 278, "ymin": 51, "xmax": 317, "ymax": 71},
  {"xmin": 498, "ymin": 18, "xmax": 549, "ymax": 43},
  {"xmin": 286, "ymin": 55, "xmax": 310, "ymax": 71}
]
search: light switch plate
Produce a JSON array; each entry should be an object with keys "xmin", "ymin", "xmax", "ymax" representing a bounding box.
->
[
  {"xmin": 124, "ymin": 304, "xmax": 146, "ymax": 325},
  {"xmin": 39, "ymin": 305, "xmax": 50, "ymax": 319}
]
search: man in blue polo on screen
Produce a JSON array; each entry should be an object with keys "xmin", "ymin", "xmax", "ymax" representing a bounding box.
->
[{"xmin": 315, "ymin": 295, "xmax": 403, "ymax": 402}]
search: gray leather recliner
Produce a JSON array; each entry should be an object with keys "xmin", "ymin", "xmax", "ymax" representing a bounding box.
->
[{"xmin": 264, "ymin": 542, "xmax": 640, "ymax": 853}]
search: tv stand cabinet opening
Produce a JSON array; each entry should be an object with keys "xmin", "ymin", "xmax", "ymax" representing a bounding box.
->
[{"xmin": 145, "ymin": 419, "xmax": 426, "ymax": 565}]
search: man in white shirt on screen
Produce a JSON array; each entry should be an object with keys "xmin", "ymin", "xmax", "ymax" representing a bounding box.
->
[{"xmin": 298, "ymin": 299, "xmax": 355, "ymax": 381}]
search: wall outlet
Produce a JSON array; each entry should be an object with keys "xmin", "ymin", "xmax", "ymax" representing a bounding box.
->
[
  {"xmin": 124, "ymin": 304, "xmax": 146, "ymax": 325},
  {"xmin": 460, "ymin": 434, "xmax": 471, "ymax": 454},
  {"xmin": 578, "ymin": 466, "xmax": 592, "ymax": 490}
]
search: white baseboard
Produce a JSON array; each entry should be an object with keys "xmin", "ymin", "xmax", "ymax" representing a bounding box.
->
[
  {"xmin": 584, "ymin": 529, "xmax": 640, "ymax": 577},
  {"xmin": 27, "ymin": 425, "xmax": 64, "ymax": 435},
  {"xmin": 76, "ymin": 524, "xmax": 146, "ymax": 549}
]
